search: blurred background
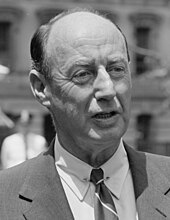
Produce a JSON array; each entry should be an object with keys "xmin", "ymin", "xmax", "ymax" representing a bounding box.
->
[{"xmin": 0, "ymin": 0, "xmax": 170, "ymax": 168}]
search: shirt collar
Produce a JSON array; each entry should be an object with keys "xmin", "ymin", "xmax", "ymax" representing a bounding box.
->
[
  {"xmin": 55, "ymin": 136, "xmax": 91, "ymax": 201},
  {"xmin": 54, "ymin": 137, "xmax": 129, "ymax": 201},
  {"xmin": 102, "ymin": 140, "xmax": 129, "ymax": 199}
]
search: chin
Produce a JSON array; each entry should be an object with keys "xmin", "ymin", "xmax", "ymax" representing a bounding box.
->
[{"xmin": 88, "ymin": 128, "xmax": 123, "ymax": 142}]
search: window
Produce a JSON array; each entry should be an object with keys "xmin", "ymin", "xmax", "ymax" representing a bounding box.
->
[
  {"xmin": 129, "ymin": 13, "xmax": 162, "ymax": 76},
  {"xmin": 135, "ymin": 26, "xmax": 151, "ymax": 75},
  {"xmin": 0, "ymin": 7, "xmax": 23, "ymax": 71},
  {"xmin": 136, "ymin": 113, "xmax": 152, "ymax": 152},
  {"xmin": 0, "ymin": 22, "xmax": 10, "ymax": 51},
  {"xmin": 0, "ymin": 22, "xmax": 11, "ymax": 66}
]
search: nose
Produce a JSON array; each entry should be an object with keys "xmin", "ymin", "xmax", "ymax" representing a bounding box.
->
[{"xmin": 93, "ymin": 66, "xmax": 116, "ymax": 101}]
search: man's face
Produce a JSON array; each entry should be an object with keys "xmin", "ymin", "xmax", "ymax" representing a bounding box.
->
[{"xmin": 46, "ymin": 12, "xmax": 131, "ymax": 146}]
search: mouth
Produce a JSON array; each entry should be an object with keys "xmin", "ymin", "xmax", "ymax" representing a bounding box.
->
[{"xmin": 92, "ymin": 111, "xmax": 117, "ymax": 119}]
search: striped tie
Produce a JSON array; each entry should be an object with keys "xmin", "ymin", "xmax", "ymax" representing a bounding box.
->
[{"xmin": 90, "ymin": 168, "xmax": 119, "ymax": 220}]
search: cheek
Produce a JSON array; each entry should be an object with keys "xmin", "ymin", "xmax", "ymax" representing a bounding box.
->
[
  {"xmin": 115, "ymin": 81, "xmax": 131, "ymax": 110},
  {"xmin": 61, "ymin": 88, "xmax": 92, "ymax": 116},
  {"xmin": 51, "ymin": 79, "xmax": 93, "ymax": 114},
  {"xmin": 65, "ymin": 102, "xmax": 79, "ymax": 117},
  {"xmin": 51, "ymin": 98, "xmax": 79, "ymax": 127},
  {"xmin": 115, "ymin": 80, "xmax": 131, "ymax": 95},
  {"xmin": 66, "ymin": 86, "xmax": 92, "ymax": 107}
]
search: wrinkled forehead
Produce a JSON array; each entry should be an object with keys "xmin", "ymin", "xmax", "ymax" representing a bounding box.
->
[{"xmin": 46, "ymin": 12, "xmax": 126, "ymax": 54}]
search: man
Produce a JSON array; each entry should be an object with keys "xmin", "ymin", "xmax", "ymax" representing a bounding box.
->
[
  {"xmin": 1, "ymin": 110, "xmax": 47, "ymax": 169},
  {"xmin": 0, "ymin": 8, "xmax": 170, "ymax": 220}
]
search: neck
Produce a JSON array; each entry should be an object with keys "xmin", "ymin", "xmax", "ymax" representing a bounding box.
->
[{"xmin": 56, "ymin": 131, "xmax": 120, "ymax": 167}]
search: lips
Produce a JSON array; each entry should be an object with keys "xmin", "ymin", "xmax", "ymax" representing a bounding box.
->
[{"xmin": 92, "ymin": 111, "xmax": 117, "ymax": 119}]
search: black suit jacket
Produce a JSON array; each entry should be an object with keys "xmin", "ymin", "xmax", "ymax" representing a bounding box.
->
[{"xmin": 0, "ymin": 141, "xmax": 170, "ymax": 219}]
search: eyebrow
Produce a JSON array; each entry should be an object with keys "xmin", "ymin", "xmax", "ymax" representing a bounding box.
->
[
  {"xmin": 74, "ymin": 59, "xmax": 95, "ymax": 66},
  {"xmin": 67, "ymin": 56, "xmax": 128, "ymax": 74},
  {"xmin": 67, "ymin": 59, "xmax": 95, "ymax": 71},
  {"xmin": 106, "ymin": 57, "xmax": 128, "ymax": 69},
  {"xmin": 107, "ymin": 55, "xmax": 127, "ymax": 62},
  {"xmin": 65, "ymin": 59, "xmax": 95, "ymax": 76}
]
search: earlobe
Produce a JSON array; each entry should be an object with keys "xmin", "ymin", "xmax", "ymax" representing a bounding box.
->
[{"xmin": 29, "ymin": 70, "xmax": 51, "ymax": 108}]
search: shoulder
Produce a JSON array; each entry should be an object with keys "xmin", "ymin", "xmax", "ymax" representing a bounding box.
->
[
  {"xmin": 145, "ymin": 151, "xmax": 170, "ymax": 161},
  {"xmin": 0, "ymin": 154, "xmax": 42, "ymax": 190},
  {"xmin": 133, "ymin": 147, "xmax": 170, "ymax": 178},
  {"xmin": 0, "ymin": 154, "xmax": 45, "ymax": 217},
  {"xmin": 0, "ymin": 144, "xmax": 54, "ymax": 186},
  {"xmin": 145, "ymin": 151, "xmax": 170, "ymax": 171},
  {"xmin": 0, "ymin": 155, "xmax": 43, "ymax": 208},
  {"xmin": 124, "ymin": 141, "xmax": 170, "ymax": 165},
  {"xmin": 124, "ymin": 142, "xmax": 170, "ymax": 176}
]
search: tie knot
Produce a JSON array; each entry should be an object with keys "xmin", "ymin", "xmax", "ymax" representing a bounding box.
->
[{"xmin": 90, "ymin": 168, "xmax": 104, "ymax": 185}]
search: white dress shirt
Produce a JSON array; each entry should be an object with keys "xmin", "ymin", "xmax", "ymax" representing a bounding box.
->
[{"xmin": 55, "ymin": 138, "xmax": 138, "ymax": 220}]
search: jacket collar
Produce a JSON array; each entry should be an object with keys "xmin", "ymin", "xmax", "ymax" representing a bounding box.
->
[
  {"xmin": 19, "ymin": 140, "xmax": 170, "ymax": 220},
  {"xmin": 125, "ymin": 143, "xmax": 170, "ymax": 219},
  {"xmin": 124, "ymin": 143, "xmax": 148, "ymax": 199},
  {"xmin": 19, "ymin": 140, "xmax": 74, "ymax": 220}
]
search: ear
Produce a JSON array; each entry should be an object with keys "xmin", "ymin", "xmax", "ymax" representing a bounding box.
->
[{"xmin": 29, "ymin": 69, "xmax": 51, "ymax": 108}]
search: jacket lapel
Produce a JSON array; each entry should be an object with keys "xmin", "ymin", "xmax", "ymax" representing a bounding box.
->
[
  {"xmin": 125, "ymin": 144, "xmax": 170, "ymax": 220},
  {"xmin": 18, "ymin": 142, "xmax": 74, "ymax": 220},
  {"xmin": 18, "ymin": 140, "xmax": 170, "ymax": 220}
]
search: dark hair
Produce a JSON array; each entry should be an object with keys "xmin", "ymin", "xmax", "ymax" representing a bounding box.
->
[{"xmin": 30, "ymin": 8, "xmax": 130, "ymax": 80}]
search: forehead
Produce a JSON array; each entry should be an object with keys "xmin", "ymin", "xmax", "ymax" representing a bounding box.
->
[{"xmin": 46, "ymin": 12, "xmax": 127, "ymax": 64}]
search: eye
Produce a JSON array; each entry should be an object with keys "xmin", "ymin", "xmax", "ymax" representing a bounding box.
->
[
  {"xmin": 113, "ymin": 66, "xmax": 124, "ymax": 72},
  {"xmin": 106, "ymin": 65, "xmax": 125, "ymax": 79},
  {"xmin": 72, "ymin": 70, "xmax": 93, "ymax": 84},
  {"xmin": 75, "ymin": 70, "xmax": 91, "ymax": 78},
  {"xmin": 107, "ymin": 65, "xmax": 124, "ymax": 72}
]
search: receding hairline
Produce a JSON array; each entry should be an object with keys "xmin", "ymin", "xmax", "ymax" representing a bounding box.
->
[
  {"xmin": 48, "ymin": 10, "xmax": 119, "ymax": 39},
  {"xmin": 46, "ymin": 9, "xmax": 130, "ymax": 62},
  {"xmin": 48, "ymin": 8, "xmax": 106, "ymax": 26},
  {"xmin": 30, "ymin": 8, "xmax": 130, "ymax": 79}
]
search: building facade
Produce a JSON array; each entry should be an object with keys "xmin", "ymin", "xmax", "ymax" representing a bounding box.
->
[{"xmin": 0, "ymin": 0, "xmax": 170, "ymax": 154}]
